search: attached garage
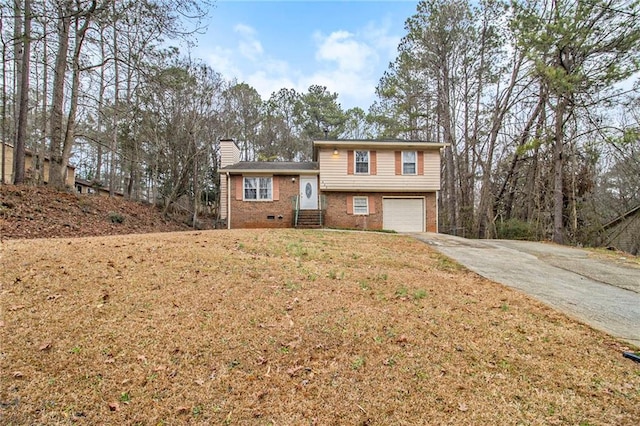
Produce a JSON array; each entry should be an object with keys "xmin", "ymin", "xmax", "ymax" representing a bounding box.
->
[{"xmin": 383, "ymin": 197, "xmax": 425, "ymax": 232}]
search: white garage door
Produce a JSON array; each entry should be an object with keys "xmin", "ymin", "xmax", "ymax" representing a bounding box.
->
[{"xmin": 383, "ymin": 198, "xmax": 425, "ymax": 232}]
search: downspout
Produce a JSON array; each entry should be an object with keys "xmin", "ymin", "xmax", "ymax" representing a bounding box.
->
[{"xmin": 227, "ymin": 172, "xmax": 231, "ymax": 229}]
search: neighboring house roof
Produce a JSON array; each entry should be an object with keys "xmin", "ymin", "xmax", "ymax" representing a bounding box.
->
[
  {"xmin": 603, "ymin": 204, "xmax": 640, "ymax": 229},
  {"xmin": 220, "ymin": 161, "xmax": 319, "ymax": 174},
  {"xmin": 75, "ymin": 178, "xmax": 125, "ymax": 196}
]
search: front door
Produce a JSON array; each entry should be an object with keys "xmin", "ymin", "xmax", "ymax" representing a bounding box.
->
[{"xmin": 299, "ymin": 176, "xmax": 318, "ymax": 210}]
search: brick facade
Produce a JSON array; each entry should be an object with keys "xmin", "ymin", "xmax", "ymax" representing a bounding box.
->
[
  {"xmin": 323, "ymin": 191, "xmax": 437, "ymax": 232},
  {"xmin": 229, "ymin": 175, "xmax": 298, "ymax": 228},
  {"xmin": 425, "ymin": 192, "xmax": 437, "ymax": 232},
  {"xmin": 228, "ymin": 175, "xmax": 438, "ymax": 232}
]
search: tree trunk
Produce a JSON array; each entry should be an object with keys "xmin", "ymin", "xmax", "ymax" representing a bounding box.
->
[
  {"xmin": 13, "ymin": 0, "xmax": 29, "ymax": 184},
  {"xmin": 48, "ymin": 2, "xmax": 71, "ymax": 189},
  {"xmin": 1, "ymin": 8, "xmax": 9, "ymax": 183},
  {"xmin": 60, "ymin": 14, "xmax": 92, "ymax": 186},
  {"xmin": 192, "ymin": 146, "xmax": 198, "ymax": 227},
  {"xmin": 552, "ymin": 96, "xmax": 567, "ymax": 244},
  {"xmin": 109, "ymin": 0, "xmax": 119, "ymax": 196},
  {"xmin": 475, "ymin": 54, "xmax": 524, "ymax": 238},
  {"xmin": 96, "ymin": 25, "xmax": 106, "ymax": 183},
  {"xmin": 439, "ymin": 64, "xmax": 457, "ymax": 234},
  {"xmin": 35, "ymin": 10, "xmax": 48, "ymax": 185}
]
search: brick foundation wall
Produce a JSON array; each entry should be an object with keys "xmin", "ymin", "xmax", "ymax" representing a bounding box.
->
[
  {"xmin": 229, "ymin": 175, "xmax": 297, "ymax": 228},
  {"xmin": 426, "ymin": 192, "xmax": 437, "ymax": 233},
  {"xmin": 323, "ymin": 192, "xmax": 383, "ymax": 230},
  {"xmin": 323, "ymin": 192, "xmax": 437, "ymax": 232}
]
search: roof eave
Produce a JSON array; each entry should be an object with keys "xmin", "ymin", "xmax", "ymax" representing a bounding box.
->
[
  {"xmin": 313, "ymin": 140, "xmax": 448, "ymax": 149},
  {"xmin": 219, "ymin": 169, "xmax": 319, "ymax": 175}
]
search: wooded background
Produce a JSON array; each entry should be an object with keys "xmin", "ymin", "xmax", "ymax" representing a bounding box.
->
[{"xmin": 2, "ymin": 0, "xmax": 639, "ymax": 245}]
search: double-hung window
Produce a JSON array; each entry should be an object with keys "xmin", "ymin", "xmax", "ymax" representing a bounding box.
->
[
  {"xmin": 355, "ymin": 150, "xmax": 369, "ymax": 174},
  {"xmin": 353, "ymin": 196, "xmax": 369, "ymax": 215},
  {"xmin": 244, "ymin": 177, "xmax": 272, "ymax": 200},
  {"xmin": 403, "ymin": 151, "xmax": 417, "ymax": 175}
]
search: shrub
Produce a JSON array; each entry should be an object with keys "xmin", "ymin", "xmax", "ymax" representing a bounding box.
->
[
  {"xmin": 108, "ymin": 211, "xmax": 125, "ymax": 224},
  {"xmin": 496, "ymin": 218, "xmax": 535, "ymax": 240}
]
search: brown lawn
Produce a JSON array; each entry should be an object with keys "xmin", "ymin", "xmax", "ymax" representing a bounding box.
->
[{"xmin": 1, "ymin": 229, "xmax": 638, "ymax": 425}]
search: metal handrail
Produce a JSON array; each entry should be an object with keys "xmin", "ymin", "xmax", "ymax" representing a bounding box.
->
[{"xmin": 320, "ymin": 194, "xmax": 327, "ymax": 227}]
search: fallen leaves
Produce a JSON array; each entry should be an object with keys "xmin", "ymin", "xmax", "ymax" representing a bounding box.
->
[
  {"xmin": 38, "ymin": 342, "xmax": 52, "ymax": 351},
  {"xmin": 1, "ymin": 229, "xmax": 639, "ymax": 425}
]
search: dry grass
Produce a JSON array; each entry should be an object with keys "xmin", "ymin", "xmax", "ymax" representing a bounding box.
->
[
  {"xmin": 586, "ymin": 247, "xmax": 640, "ymax": 267},
  {"xmin": 1, "ymin": 229, "xmax": 638, "ymax": 425}
]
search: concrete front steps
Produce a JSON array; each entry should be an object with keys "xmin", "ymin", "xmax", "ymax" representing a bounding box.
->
[{"xmin": 295, "ymin": 209, "xmax": 323, "ymax": 228}]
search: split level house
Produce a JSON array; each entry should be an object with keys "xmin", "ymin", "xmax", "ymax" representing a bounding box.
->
[{"xmin": 218, "ymin": 138, "xmax": 446, "ymax": 233}]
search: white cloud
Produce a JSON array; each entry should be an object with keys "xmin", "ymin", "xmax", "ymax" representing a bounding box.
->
[
  {"xmin": 234, "ymin": 23, "xmax": 264, "ymax": 60},
  {"xmin": 206, "ymin": 46, "xmax": 241, "ymax": 78},
  {"xmin": 307, "ymin": 29, "xmax": 386, "ymax": 108},
  {"xmin": 200, "ymin": 18, "xmax": 402, "ymax": 110},
  {"xmin": 362, "ymin": 19, "xmax": 402, "ymax": 60},
  {"xmin": 314, "ymin": 30, "xmax": 377, "ymax": 72},
  {"xmin": 246, "ymin": 70, "xmax": 301, "ymax": 100}
]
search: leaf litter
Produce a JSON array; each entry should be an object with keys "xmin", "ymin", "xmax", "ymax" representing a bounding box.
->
[{"xmin": 1, "ymin": 229, "xmax": 639, "ymax": 425}]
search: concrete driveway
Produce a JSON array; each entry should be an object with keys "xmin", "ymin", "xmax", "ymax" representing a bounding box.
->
[{"xmin": 412, "ymin": 233, "xmax": 640, "ymax": 347}]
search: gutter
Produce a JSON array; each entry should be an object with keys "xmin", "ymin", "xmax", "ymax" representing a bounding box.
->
[{"xmin": 221, "ymin": 169, "xmax": 320, "ymax": 175}]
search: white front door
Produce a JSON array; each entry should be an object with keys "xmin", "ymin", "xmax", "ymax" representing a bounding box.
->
[{"xmin": 299, "ymin": 176, "xmax": 318, "ymax": 210}]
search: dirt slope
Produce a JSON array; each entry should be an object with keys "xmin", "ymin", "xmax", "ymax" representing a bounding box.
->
[{"xmin": 0, "ymin": 185, "xmax": 190, "ymax": 239}]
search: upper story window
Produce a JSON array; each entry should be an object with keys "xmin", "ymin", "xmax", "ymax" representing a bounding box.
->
[
  {"xmin": 355, "ymin": 150, "xmax": 369, "ymax": 174},
  {"xmin": 244, "ymin": 177, "xmax": 272, "ymax": 200},
  {"xmin": 403, "ymin": 151, "xmax": 417, "ymax": 175}
]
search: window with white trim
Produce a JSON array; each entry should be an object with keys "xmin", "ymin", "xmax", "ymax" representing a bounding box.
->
[
  {"xmin": 355, "ymin": 150, "xmax": 369, "ymax": 174},
  {"xmin": 403, "ymin": 151, "xmax": 417, "ymax": 175},
  {"xmin": 244, "ymin": 177, "xmax": 272, "ymax": 200},
  {"xmin": 353, "ymin": 196, "xmax": 369, "ymax": 215}
]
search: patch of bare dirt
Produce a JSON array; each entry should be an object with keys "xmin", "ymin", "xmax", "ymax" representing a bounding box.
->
[
  {"xmin": 1, "ymin": 229, "xmax": 638, "ymax": 425},
  {"xmin": 0, "ymin": 185, "xmax": 190, "ymax": 239}
]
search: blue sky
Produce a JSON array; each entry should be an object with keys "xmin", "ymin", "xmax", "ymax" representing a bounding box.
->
[{"xmin": 191, "ymin": 1, "xmax": 419, "ymax": 111}]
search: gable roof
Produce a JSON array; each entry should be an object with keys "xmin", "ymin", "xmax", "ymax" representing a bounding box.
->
[{"xmin": 220, "ymin": 161, "xmax": 319, "ymax": 175}]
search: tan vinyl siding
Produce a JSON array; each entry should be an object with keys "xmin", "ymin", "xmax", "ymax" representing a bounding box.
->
[
  {"xmin": 220, "ymin": 139, "xmax": 240, "ymax": 167},
  {"xmin": 2, "ymin": 143, "xmax": 75, "ymax": 186},
  {"xmin": 319, "ymin": 148, "xmax": 441, "ymax": 191}
]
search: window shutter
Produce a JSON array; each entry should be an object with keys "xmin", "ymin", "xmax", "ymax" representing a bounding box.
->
[
  {"xmin": 369, "ymin": 197, "xmax": 376, "ymax": 214},
  {"xmin": 346, "ymin": 195, "xmax": 353, "ymax": 214},
  {"xmin": 395, "ymin": 151, "xmax": 401, "ymax": 175},
  {"xmin": 370, "ymin": 151, "xmax": 377, "ymax": 175},
  {"xmin": 272, "ymin": 177, "xmax": 279, "ymax": 201},
  {"xmin": 347, "ymin": 150, "xmax": 354, "ymax": 174},
  {"xmin": 418, "ymin": 151, "xmax": 424, "ymax": 175},
  {"xmin": 235, "ymin": 176, "xmax": 243, "ymax": 200}
]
